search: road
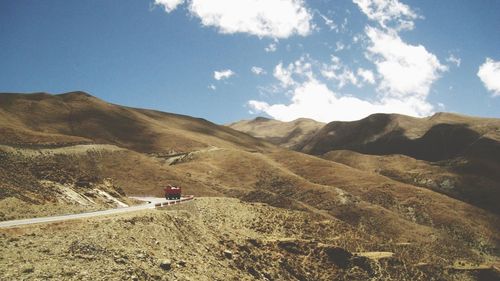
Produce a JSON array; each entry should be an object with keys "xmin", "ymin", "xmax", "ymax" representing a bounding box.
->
[{"xmin": 0, "ymin": 196, "xmax": 192, "ymax": 228}]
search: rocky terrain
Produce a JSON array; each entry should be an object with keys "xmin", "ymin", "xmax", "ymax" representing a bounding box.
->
[
  {"xmin": 1, "ymin": 92, "xmax": 499, "ymax": 280},
  {"xmin": 1, "ymin": 198, "xmax": 499, "ymax": 281}
]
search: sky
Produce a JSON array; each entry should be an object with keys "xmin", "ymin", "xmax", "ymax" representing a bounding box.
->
[{"xmin": 0, "ymin": 0, "xmax": 499, "ymax": 124}]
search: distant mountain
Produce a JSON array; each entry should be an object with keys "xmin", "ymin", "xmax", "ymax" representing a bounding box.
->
[
  {"xmin": 230, "ymin": 112, "xmax": 500, "ymax": 214},
  {"xmin": 227, "ymin": 117, "xmax": 325, "ymax": 149},
  {"xmin": 299, "ymin": 112, "xmax": 500, "ymax": 163},
  {"xmin": 0, "ymin": 91, "xmax": 270, "ymax": 153}
]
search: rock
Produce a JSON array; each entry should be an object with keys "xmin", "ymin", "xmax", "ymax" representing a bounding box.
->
[
  {"xmin": 440, "ymin": 179, "xmax": 455, "ymax": 189},
  {"xmin": 160, "ymin": 259, "xmax": 172, "ymax": 271},
  {"xmin": 115, "ymin": 257, "xmax": 127, "ymax": 264},
  {"xmin": 130, "ymin": 275, "xmax": 139, "ymax": 281},
  {"xmin": 177, "ymin": 260, "xmax": 187, "ymax": 267},
  {"xmin": 223, "ymin": 249, "xmax": 233, "ymax": 259}
]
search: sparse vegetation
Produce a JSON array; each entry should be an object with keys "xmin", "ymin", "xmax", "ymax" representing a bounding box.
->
[{"xmin": 0, "ymin": 92, "xmax": 498, "ymax": 280}]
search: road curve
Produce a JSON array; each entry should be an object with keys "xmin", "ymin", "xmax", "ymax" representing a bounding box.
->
[{"xmin": 0, "ymin": 196, "xmax": 192, "ymax": 228}]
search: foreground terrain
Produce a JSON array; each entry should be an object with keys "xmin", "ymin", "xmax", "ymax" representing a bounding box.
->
[{"xmin": 2, "ymin": 198, "xmax": 499, "ymax": 281}]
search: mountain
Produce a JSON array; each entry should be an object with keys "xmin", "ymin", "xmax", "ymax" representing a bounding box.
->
[
  {"xmin": 0, "ymin": 91, "xmax": 271, "ymax": 153},
  {"xmin": 299, "ymin": 112, "xmax": 500, "ymax": 163},
  {"xmin": 1, "ymin": 92, "xmax": 499, "ymax": 280},
  {"xmin": 227, "ymin": 117, "xmax": 325, "ymax": 149},
  {"xmin": 0, "ymin": 91, "xmax": 271, "ymax": 219},
  {"xmin": 230, "ymin": 113, "xmax": 500, "ymax": 214}
]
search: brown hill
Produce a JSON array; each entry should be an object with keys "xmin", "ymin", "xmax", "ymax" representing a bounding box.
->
[
  {"xmin": 229, "ymin": 113, "xmax": 500, "ymax": 214},
  {"xmin": 323, "ymin": 150, "xmax": 500, "ymax": 214},
  {"xmin": 227, "ymin": 117, "xmax": 324, "ymax": 149},
  {"xmin": 299, "ymin": 113, "xmax": 500, "ymax": 164},
  {"xmin": 1, "ymin": 92, "xmax": 499, "ymax": 279},
  {"xmin": 0, "ymin": 91, "xmax": 271, "ymax": 153}
]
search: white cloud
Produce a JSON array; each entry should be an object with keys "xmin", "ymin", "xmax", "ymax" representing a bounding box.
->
[
  {"xmin": 251, "ymin": 66, "xmax": 266, "ymax": 75},
  {"xmin": 477, "ymin": 58, "xmax": 500, "ymax": 97},
  {"xmin": 265, "ymin": 42, "xmax": 277, "ymax": 52},
  {"xmin": 322, "ymin": 68, "xmax": 358, "ymax": 88},
  {"xmin": 365, "ymin": 27, "xmax": 447, "ymax": 100},
  {"xmin": 214, "ymin": 69, "xmax": 235, "ymax": 80},
  {"xmin": 335, "ymin": 41, "xmax": 346, "ymax": 52},
  {"xmin": 155, "ymin": 0, "xmax": 185, "ymax": 12},
  {"xmin": 353, "ymin": 0, "xmax": 419, "ymax": 31},
  {"xmin": 446, "ymin": 54, "xmax": 461, "ymax": 67},
  {"xmin": 183, "ymin": 0, "xmax": 313, "ymax": 38},
  {"xmin": 357, "ymin": 68, "xmax": 375, "ymax": 84},
  {"xmin": 320, "ymin": 55, "xmax": 359, "ymax": 88},
  {"xmin": 273, "ymin": 56, "xmax": 315, "ymax": 87},
  {"xmin": 274, "ymin": 63, "xmax": 297, "ymax": 87},
  {"xmin": 208, "ymin": 84, "xmax": 216, "ymax": 91},
  {"xmin": 320, "ymin": 14, "xmax": 338, "ymax": 32},
  {"xmin": 249, "ymin": 56, "xmax": 437, "ymax": 122},
  {"xmin": 248, "ymin": 78, "xmax": 433, "ymax": 122}
]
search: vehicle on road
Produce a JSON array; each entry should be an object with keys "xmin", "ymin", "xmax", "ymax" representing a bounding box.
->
[{"xmin": 164, "ymin": 185, "xmax": 181, "ymax": 200}]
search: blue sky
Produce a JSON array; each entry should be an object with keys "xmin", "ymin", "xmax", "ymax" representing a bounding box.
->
[{"xmin": 1, "ymin": 0, "xmax": 499, "ymax": 124}]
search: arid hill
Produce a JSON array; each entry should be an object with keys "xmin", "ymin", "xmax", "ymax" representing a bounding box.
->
[
  {"xmin": 323, "ymin": 150, "xmax": 500, "ymax": 214},
  {"xmin": 230, "ymin": 113, "xmax": 500, "ymax": 215},
  {"xmin": 1, "ymin": 92, "xmax": 499, "ymax": 280},
  {"xmin": 228, "ymin": 117, "xmax": 324, "ymax": 149},
  {"xmin": 299, "ymin": 113, "xmax": 500, "ymax": 163},
  {"xmin": 0, "ymin": 91, "xmax": 270, "ymax": 153}
]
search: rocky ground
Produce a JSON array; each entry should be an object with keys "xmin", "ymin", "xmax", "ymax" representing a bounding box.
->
[{"xmin": 1, "ymin": 198, "xmax": 498, "ymax": 281}]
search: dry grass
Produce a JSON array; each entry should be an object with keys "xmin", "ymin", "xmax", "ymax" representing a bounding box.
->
[
  {"xmin": 228, "ymin": 117, "xmax": 324, "ymax": 149},
  {"xmin": 2, "ymin": 198, "xmax": 497, "ymax": 281}
]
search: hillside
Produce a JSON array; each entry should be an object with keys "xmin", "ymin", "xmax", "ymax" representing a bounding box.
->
[
  {"xmin": 0, "ymin": 91, "xmax": 271, "ymax": 153},
  {"xmin": 230, "ymin": 113, "xmax": 500, "ymax": 214},
  {"xmin": 228, "ymin": 117, "xmax": 325, "ymax": 149},
  {"xmin": 322, "ymin": 150, "xmax": 500, "ymax": 214},
  {"xmin": 299, "ymin": 112, "xmax": 500, "ymax": 163},
  {"xmin": 1, "ymin": 92, "xmax": 499, "ymax": 280}
]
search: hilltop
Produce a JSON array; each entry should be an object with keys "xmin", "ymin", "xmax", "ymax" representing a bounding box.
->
[{"xmin": 228, "ymin": 117, "xmax": 324, "ymax": 149}]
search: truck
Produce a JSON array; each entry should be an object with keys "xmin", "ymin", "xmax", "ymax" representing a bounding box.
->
[{"xmin": 164, "ymin": 185, "xmax": 181, "ymax": 200}]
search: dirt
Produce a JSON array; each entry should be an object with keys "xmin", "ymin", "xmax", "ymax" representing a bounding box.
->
[{"xmin": 2, "ymin": 197, "xmax": 498, "ymax": 281}]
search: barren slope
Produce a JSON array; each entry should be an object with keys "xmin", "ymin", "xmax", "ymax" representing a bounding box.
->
[
  {"xmin": 228, "ymin": 117, "xmax": 324, "ymax": 149},
  {"xmin": 299, "ymin": 112, "xmax": 500, "ymax": 163},
  {"xmin": 323, "ymin": 150, "xmax": 500, "ymax": 214},
  {"xmin": 0, "ymin": 92, "xmax": 271, "ymax": 153}
]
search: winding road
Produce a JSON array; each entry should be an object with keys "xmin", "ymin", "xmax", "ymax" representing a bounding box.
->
[{"xmin": 0, "ymin": 196, "xmax": 193, "ymax": 228}]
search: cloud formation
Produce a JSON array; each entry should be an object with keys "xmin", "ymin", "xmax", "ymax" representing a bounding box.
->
[
  {"xmin": 249, "ymin": 56, "xmax": 435, "ymax": 122},
  {"xmin": 214, "ymin": 69, "xmax": 235, "ymax": 80},
  {"xmin": 477, "ymin": 58, "xmax": 500, "ymax": 97},
  {"xmin": 357, "ymin": 68, "xmax": 375, "ymax": 84},
  {"xmin": 156, "ymin": 0, "xmax": 313, "ymax": 39},
  {"xmin": 446, "ymin": 54, "xmax": 461, "ymax": 67},
  {"xmin": 155, "ymin": 0, "xmax": 185, "ymax": 13},
  {"xmin": 251, "ymin": 66, "xmax": 266, "ymax": 75},
  {"xmin": 365, "ymin": 26, "xmax": 447, "ymax": 100},
  {"xmin": 265, "ymin": 43, "xmax": 278, "ymax": 52},
  {"xmin": 353, "ymin": 0, "xmax": 419, "ymax": 31}
]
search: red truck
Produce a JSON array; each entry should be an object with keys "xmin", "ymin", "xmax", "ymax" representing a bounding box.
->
[{"xmin": 164, "ymin": 185, "xmax": 181, "ymax": 200}]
